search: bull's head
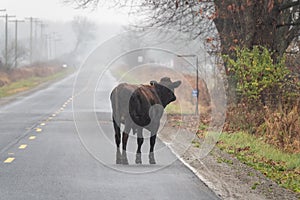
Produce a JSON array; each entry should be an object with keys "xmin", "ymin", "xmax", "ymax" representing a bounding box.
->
[{"xmin": 150, "ymin": 77, "xmax": 181, "ymax": 107}]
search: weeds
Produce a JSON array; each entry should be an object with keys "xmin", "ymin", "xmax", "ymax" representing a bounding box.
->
[{"xmin": 218, "ymin": 132, "xmax": 300, "ymax": 193}]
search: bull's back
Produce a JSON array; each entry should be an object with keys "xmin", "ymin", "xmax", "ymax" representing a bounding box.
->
[
  {"xmin": 111, "ymin": 83, "xmax": 162, "ymax": 128},
  {"xmin": 129, "ymin": 86, "xmax": 162, "ymax": 127},
  {"xmin": 110, "ymin": 83, "xmax": 138, "ymax": 123}
]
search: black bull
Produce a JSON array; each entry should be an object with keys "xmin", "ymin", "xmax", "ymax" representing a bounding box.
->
[{"xmin": 110, "ymin": 77, "xmax": 181, "ymax": 164}]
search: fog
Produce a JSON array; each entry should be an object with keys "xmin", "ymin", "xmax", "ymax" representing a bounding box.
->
[
  {"xmin": 0, "ymin": 0, "xmax": 129, "ymax": 68},
  {"xmin": 0, "ymin": 16, "xmax": 124, "ymax": 67}
]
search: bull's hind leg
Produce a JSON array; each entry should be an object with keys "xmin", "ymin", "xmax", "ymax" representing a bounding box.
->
[
  {"xmin": 149, "ymin": 132, "xmax": 157, "ymax": 164},
  {"xmin": 136, "ymin": 128, "xmax": 144, "ymax": 153},
  {"xmin": 116, "ymin": 148, "xmax": 122, "ymax": 164},
  {"xmin": 113, "ymin": 118, "xmax": 121, "ymax": 148},
  {"xmin": 120, "ymin": 130, "xmax": 129, "ymax": 165},
  {"xmin": 120, "ymin": 122, "xmax": 132, "ymax": 164},
  {"xmin": 122, "ymin": 121, "xmax": 131, "ymax": 151},
  {"xmin": 122, "ymin": 131, "xmax": 129, "ymax": 151},
  {"xmin": 135, "ymin": 128, "xmax": 143, "ymax": 164}
]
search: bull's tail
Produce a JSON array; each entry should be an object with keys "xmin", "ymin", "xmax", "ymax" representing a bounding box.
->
[
  {"xmin": 110, "ymin": 87, "xmax": 120, "ymax": 125},
  {"xmin": 111, "ymin": 87, "xmax": 121, "ymax": 148}
]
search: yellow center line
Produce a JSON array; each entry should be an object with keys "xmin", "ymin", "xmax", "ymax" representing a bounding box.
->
[
  {"xmin": 29, "ymin": 136, "xmax": 36, "ymax": 140},
  {"xmin": 36, "ymin": 128, "xmax": 42, "ymax": 132},
  {"xmin": 18, "ymin": 144, "xmax": 27, "ymax": 149},
  {"xmin": 4, "ymin": 157, "xmax": 15, "ymax": 163},
  {"xmin": 52, "ymin": 114, "xmax": 56, "ymax": 117},
  {"xmin": 40, "ymin": 123, "xmax": 46, "ymax": 126}
]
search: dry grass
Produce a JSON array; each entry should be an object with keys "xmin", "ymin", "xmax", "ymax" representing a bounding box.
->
[
  {"xmin": 0, "ymin": 64, "xmax": 70, "ymax": 98},
  {"xmin": 225, "ymin": 100, "xmax": 300, "ymax": 154},
  {"xmin": 0, "ymin": 72, "xmax": 11, "ymax": 86},
  {"xmin": 259, "ymin": 101, "xmax": 300, "ymax": 153},
  {"xmin": 0, "ymin": 65, "xmax": 63, "ymax": 87}
]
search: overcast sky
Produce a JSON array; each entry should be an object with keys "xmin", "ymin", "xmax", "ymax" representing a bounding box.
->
[{"xmin": 1, "ymin": 0, "xmax": 129, "ymax": 24}]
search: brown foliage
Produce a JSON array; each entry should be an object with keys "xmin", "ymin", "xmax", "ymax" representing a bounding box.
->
[
  {"xmin": 0, "ymin": 72, "xmax": 10, "ymax": 87},
  {"xmin": 259, "ymin": 101, "xmax": 300, "ymax": 153}
]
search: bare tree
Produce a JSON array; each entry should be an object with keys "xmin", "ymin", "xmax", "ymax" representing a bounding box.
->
[
  {"xmin": 71, "ymin": 16, "xmax": 96, "ymax": 53},
  {"xmin": 66, "ymin": 0, "xmax": 300, "ymax": 100},
  {"xmin": 1, "ymin": 41, "xmax": 27, "ymax": 69},
  {"xmin": 66, "ymin": 0, "xmax": 300, "ymax": 58}
]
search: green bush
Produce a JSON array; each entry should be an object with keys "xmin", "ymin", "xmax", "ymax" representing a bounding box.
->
[{"xmin": 223, "ymin": 46, "xmax": 290, "ymax": 103}]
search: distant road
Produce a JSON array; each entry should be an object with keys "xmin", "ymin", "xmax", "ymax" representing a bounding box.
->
[{"xmin": 0, "ymin": 72, "xmax": 219, "ymax": 200}]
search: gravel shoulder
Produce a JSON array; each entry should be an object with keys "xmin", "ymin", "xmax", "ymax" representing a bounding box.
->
[{"xmin": 159, "ymin": 126, "xmax": 300, "ymax": 200}]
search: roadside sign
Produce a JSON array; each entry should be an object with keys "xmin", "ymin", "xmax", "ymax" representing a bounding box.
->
[{"xmin": 192, "ymin": 89, "xmax": 198, "ymax": 97}]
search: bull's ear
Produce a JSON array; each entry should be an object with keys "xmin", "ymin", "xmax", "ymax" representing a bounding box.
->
[
  {"xmin": 172, "ymin": 80, "xmax": 181, "ymax": 88},
  {"xmin": 150, "ymin": 80, "xmax": 157, "ymax": 86}
]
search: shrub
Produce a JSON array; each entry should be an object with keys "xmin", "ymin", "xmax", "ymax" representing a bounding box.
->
[
  {"xmin": 223, "ymin": 46, "xmax": 300, "ymax": 153},
  {"xmin": 223, "ymin": 46, "xmax": 291, "ymax": 105}
]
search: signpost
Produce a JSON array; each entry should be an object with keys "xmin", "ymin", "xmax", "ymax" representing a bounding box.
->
[{"xmin": 177, "ymin": 54, "xmax": 199, "ymax": 115}]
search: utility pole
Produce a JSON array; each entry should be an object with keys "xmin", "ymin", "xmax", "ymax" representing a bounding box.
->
[
  {"xmin": 9, "ymin": 19, "xmax": 25, "ymax": 68},
  {"xmin": 25, "ymin": 17, "xmax": 38, "ymax": 64},
  {"xmin": 53, "ymin": 38, "xmax": 61, "ymax": 59},
  {"xmin": 0, "ymin": 9, "xmax": 5, "ymax": 67},
  {"xmin": 46, "ymin": 34, "xmax": 52, "ymax": 60},
  {"xmin": 0, "ymin": 13, "xmax": 16, "ymax": 67},
  {"xmin": 34, "ymin": 20, "xmax": 42, "ymax": 61},
  {"xmin": 47, "ymin": 32, "xmax": 58, "ymax": 60},
  {"xmin": 39, "ymin": 23, "xmax": 46, "ymax": 59}
]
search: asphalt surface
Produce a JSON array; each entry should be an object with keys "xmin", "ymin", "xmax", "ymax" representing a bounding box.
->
[{"xmin": 0, "ymin": 71, "xmax": 220, "ymax": 200}]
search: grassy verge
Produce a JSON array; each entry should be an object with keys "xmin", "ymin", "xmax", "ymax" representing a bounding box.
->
[
  {"xmin": 217, "ymin": 131, "xmax": 300, "ymax": 193},
  {"xmin": 0, "ymin": 68, "xmax": 73, "ymax": 98}
]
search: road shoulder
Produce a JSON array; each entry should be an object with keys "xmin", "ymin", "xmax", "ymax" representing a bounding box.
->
[{"xmin": 159, "ymin": 126, "xmax": 300, "ymax": 200}]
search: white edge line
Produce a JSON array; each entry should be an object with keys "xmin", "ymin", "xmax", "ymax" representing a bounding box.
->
[{"xmin": 163, "ymin": 141, "xmax": 223, "ymax": 198}]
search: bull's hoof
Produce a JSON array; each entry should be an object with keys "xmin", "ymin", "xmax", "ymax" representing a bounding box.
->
[
  {"xmin": 122, "ymin": 151, "xmax": 129, "ymax": 165},
  {"xmin": 149, "ymin": 152, "xmax": 156, "ymax": 164},
  {"xmin": 116, "ymin": 158, "xmax": 122, "ymax": 164},
  {"xmin": 116, "ymin": 148, "xmax": 122, "ymax": 164},
  {"xmin": 135, "ymin": 153, "xmax": 142, "ymax": 164}
]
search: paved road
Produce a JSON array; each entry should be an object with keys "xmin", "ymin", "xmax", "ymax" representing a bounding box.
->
[{"xmin": 0, "ymin": 72, "xmax": 220, "ymax": 199}]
